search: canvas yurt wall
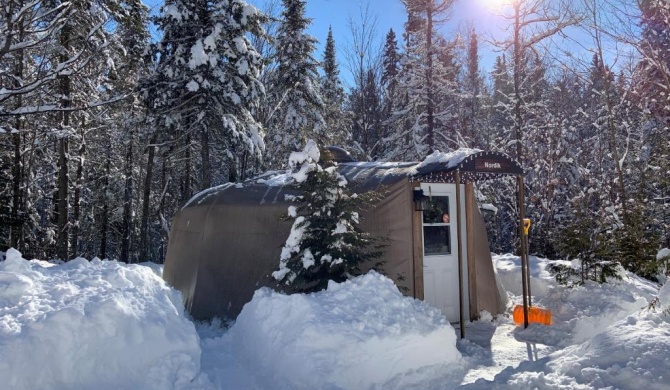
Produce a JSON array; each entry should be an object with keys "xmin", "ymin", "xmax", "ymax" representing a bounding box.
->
[
  {"xmin": 164, "ymin": 153, "xmax": 514, "ymax": 322},
  {"xmin": 163, "ymin": 170, "xmax": 417, "ymax": 321}
]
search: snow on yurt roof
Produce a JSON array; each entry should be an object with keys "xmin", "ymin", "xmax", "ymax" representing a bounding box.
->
[
  {"xmin": 413, "ymin": 149, "xmax": 525, "ymax": 182},
  {"xmin": 182, "ymin": 148, "xmax": 523, "ymax": 208}
]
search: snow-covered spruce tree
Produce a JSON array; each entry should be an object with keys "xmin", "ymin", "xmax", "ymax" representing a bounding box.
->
[
  {"xmin": 320, "ymin": 26, "xmax": 350, "ymax": 149},
  {"xmin": 379, "ymin": 28, "xmax": 400, "ymax": 158},
  {"xmin": 475, "ymin": 56, "xmax": 517, "ymax": 254},
  {"xmin": 461, "ymin": 27, "xmax": 486, "ymax": 149},
  {"xmin": 141, "ymin": 0, "xmax": 265, "ymax": 261},
  {"xmin": 143, "ymin": 0, "xmax": 266, "ymax": 186},
  {"xmin": 634, "ymin": 0, "xmax": 670, "ymax": 250},
  {"xmin": 384, "ymin": 8, "xmax": 425, "ymax": 161},
  {"xmin": 386, "ymin": 0, "xmax": 459, "ymax": 161},
  {"xmin": 69, "ymin": 0, "xmax": 151, "ymax": 261},
  {"xmin": 265, "ymin": 0, "xmax": 325, "ymax": 168},
  {"xmin": 579, "ymin": 52, "xmax": 661, "ymax": 279},
  {"xmin": 273, "ymin": 140, "xmax": 384, "ymax": 293}
]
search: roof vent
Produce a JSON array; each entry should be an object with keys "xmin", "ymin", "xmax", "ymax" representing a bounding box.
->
[{"xmin": 325, "ymin": 146, "xmax": 355, "ymax": 163}]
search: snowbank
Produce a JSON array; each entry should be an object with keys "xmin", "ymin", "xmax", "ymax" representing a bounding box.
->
[
  {"xmin": 660, "ymin": 281, "xmax": 670, "ymax": 310},
  {"xmin": 467, "ymin": 310, "xmax": 670, "ymax": 390},
  {"xmin": 658, "ymin": 248, "xmax": 670, "ymax": 281},
  {"xmin": 0, "ymin": 248, "xmax": 201, "ymax": 390},
  {"xmin": 3, "ymin": 247, "xmax": 668, "ymax": 390},
  {"xmin": 493, "ymin": 253, "xmax": 659, "ymax": 346},
  {"xmin": 493, "ymin": 253, "xmax": 556, "ymax": 298},
  {"xmin": 229, "ymin": 271, "xmax": 461, "ymax": 390},
  {"xmin": 545, "ymin": 310, "xmax": 670, "ymax": 390},
  {"xmin": 460, "ymin": 255, "xmax": 669, "ymax": 390}
]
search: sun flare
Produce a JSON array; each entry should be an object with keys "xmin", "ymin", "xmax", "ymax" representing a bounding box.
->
[{"xmin": 481, "ymin": 0, "xmax": 509, "ymax": 11}]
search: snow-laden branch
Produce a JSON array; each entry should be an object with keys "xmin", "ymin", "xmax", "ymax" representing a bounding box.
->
[{"xmin": 0, "ymin": 94, "xmax": 129, "ymax": 116}]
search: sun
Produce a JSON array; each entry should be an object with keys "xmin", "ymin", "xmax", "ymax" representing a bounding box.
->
[{"xmin": 480, "ymin": 0, "xmax": 510, "ymax": 11}]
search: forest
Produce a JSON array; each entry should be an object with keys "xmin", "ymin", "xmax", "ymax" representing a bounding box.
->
[{"xmin": 0, "ymin": 0, "xmax": 668, "ymax": 280}]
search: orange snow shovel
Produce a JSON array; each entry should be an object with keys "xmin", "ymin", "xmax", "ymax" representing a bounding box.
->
[
  {"xmin": 513, "ymin": 304, "xmax": 553, "ymax": 326},
  {"xmin": 513, "ymin": 218, "xmax": 553, "ymax": 326}
]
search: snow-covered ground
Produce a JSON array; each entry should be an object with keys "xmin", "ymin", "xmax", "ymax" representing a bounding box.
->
[{"xmin": 1, "ymin": 247, "xmax": 668, "ymax": 390}]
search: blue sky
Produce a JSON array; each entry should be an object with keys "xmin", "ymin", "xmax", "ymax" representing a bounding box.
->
[
  {"xmin": 299, "ymin": 0, "xmax": 509, "ymax": 53},
  {"xmin": 250, "ymin": 0, "xmax": 519, "ymax": 87},
  {"xmin": 144, "ymin": 0, "xmax": 612, "ymax": 88},
  {"xmin": 144, "ymin": 0, "xmax": 512, "ymax": 81}
]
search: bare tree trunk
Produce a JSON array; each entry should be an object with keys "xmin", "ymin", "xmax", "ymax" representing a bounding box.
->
[
  {"xmin": 201, "ymin": 128, "xmax": 211, "ymax": 189},
  {"xmin": 99, "ymin": 149, "xmax": 111, "ymax": 259},
  {"xmin": 425, "ymin": 6, "xmax": 434, "ymax": 152},
  {"xmin": 11, "ymin": 125, "xmax": 22, "ymax": 248},
  {"xmin": 121, "ymin": 126, "xmax": 134, "ymax": 262},
  {"xmin": 10, "ymin": 32, "xmax": 25, "ymax": 249},
  {"xmin": 242, "ymin": 149, "xmax": 256, "ymax": 181},
  {"xmin": 55, "ymin": 20, "xmax": 72, "ymax": 260},
  {"xmin": 182, "ymin": 132, "xmax": 192, "ymax": 203},
  {"xmin": 8, "ymin": 6, "xmax": 25, "ymax": 250},
  {"xmin": 513, "ymin": 1, "xmax": 523, "ymax": 164},
  {"xmin": 157, "ymin": 157, "xmax": 171, "ymax": 264},
  {"xmin": 56, "ymin": 137, "xmax": 69, "ymax": 260},
  {"xmin": 139, "ymin": 135, "xmax": 157, "ymax": 262},
  {"xmin": 70, "ymin": 128, "xmax": 85, "ymax": 259},
  {"xmin": 228, "ymin": 167, "xmax": 238, "ymax": 182}
]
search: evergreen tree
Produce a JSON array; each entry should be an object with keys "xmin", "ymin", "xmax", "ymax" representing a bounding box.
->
[
  {"xmin": 385, "ymin": 1, "xmax": 457, "ymax": 161},
  {"xmin": 320, "ymin": 26, "xmax": 350, "ymax": 148},
  {"xmin": 462, "ymin": 27, "xmax": 484, "ymax": 148},
  {"xmin": 477, "ymin": 54, "xmax": 517, "ymax": 254},
  {"xmin": 550, "ymin": 196, "xmax": 621, "ymax": 286},
  {"xmin": 381, "ymin": 29, "xmax": 400, "ymax": 105},
  {"xmin": 140, "ymin": 0, "xmax": 266, "ymax": 261},
  {"xmin": 350, "ymin": 68, "xmax": 384, "ymax": 160},
  {"xmin": 432, "ymin": 35, "xmax": 460, "ymax": 151},
  {"xmin": 273, "ymin": 140, "xmax": 384, "ymax": 292},
  {"xmin": 637, "ymin": 0, "xmax": 670, "ymax": 123},
  {"xmin": 265, "ymin": 0, "xmax": 325, "ymax": 168},
  {"xmin": 0, "ymin": 0, "xmax": 152, "ymax": 260},
  {"xmin": 583, "ymin": 55, "xmax": 653, "ymax": 277},
  {"xmin": 379, "ymin": 28, "xmax": 400, "ymax": 159},
  {"xmin": 404, "ymin": 0, "xmax": 454, "ymax": 154},
  {"xmin": 489, "ymin": 54, "xmax": 513, "ymax": 149},
  {"xmin": 635, "ymin": 0, "xmax": 670, "ymax": 249},
  {"xmin": 144, "ymin": 0, "xmax": 266, "ymax": 185}
]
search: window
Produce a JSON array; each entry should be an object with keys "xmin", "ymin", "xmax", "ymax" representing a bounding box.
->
[
  {"xmin": 423, "ymin": 196, "xmax": 450, "ymax": 224},
  {"xmin": 423, "ymin": 195, "xmax": 451, "ymax": 255}
]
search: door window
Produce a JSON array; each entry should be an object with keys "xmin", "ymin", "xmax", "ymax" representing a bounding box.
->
[
  {"xmin": 423, "ymin": 196, "xmax": 450, "ymax": 224},
  {"xmin": 424, "ymin": 226, "xmax": 451, "ymax": 255},
  {"xmin": 423, "ymin": 195, "xmax": 451, "ymax": 255}
]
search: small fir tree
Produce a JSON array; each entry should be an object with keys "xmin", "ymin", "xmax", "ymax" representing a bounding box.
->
[
  {"xmin": 550, "ymin": 197, "xmax": 621, "ymax": 286},
  {"xmin": 610, "ymin": 199, "xmax": 662, "ymax": 281},
  {"xmin": 273, "ymin": 140, "xmax": 384, "ymax": 292}
]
